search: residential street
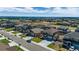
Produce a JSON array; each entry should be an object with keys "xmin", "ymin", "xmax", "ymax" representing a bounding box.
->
[{"xmin": 0, "ymin": 30, "xmax": 51, "ymax": 51}]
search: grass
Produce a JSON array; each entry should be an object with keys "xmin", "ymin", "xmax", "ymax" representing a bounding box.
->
[
  {"xmin": 32, "ymin": 37, "xmax": 42, "ymax": 43},
  {"xmin": 68, "ymin": 26, "xmax": 77, "ymax": 31},
  {"xmin": 13, "ymin": 46, "xmax": 24, "ymax": 51},
  {"xmin": 47, "ymin": 43, "xmax": 67, "ymax": 51},
  {"xmin": 19, "ymin": 34, "xmax": 27, "ymax": 38},
  {"xmin": 12, "ymin": 31, "xmax": 20, "ymax": 35},
  {"xmin": 0, "ymin": 39, "xmax": 10, "ymax": 45},
  {"xmin": 3, "ymin": 28, "xmax": 14, "ymax": 32}
]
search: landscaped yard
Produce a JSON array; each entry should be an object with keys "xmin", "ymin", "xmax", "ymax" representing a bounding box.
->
[
  {"xmin": 19, "ymin": 34, "xmax": 27, "ymax": 38},
  {"xmin": 12, "ymin": 31, "xmax": 20, "ymax": 35},
  {"xmin": 47, "ymin": 43, "xmax": 67, "ymax": 51},
  {"xmin": 32, "ymin": 37, "xmax": 42, "ymax": 43},
  {"xmin": 13, "ymin": 46, "xmax": 24, "ymax": 51},
  {"xmin": 3, "ymin": 28, "xmax": 14, "ymax": 32},
  {"xmin": 0, "ymin": 39, "xmax": 10, "ymax": 45}
]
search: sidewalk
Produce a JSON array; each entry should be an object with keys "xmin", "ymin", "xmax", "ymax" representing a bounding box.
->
[
  {"xmin": 32, "ymin": 41, "xmax": 55, "ymax": 51},
  {"xmin": 8, "ymin": 39, "xmax": 29, "ymax": 51}
]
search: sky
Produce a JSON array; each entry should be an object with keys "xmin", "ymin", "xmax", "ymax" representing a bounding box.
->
[{"xmin": 0, "ymin": 7, "xmax": 79, "ymax": 17}]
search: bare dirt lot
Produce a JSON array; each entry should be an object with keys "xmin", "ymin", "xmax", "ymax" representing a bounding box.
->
[{"xmin": 0, "ymin": 43, "xmax": 17, "ymax": 51}]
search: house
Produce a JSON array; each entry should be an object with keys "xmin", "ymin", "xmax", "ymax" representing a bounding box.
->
[
  {"xmin": 57, "ymin": 26, "xmax": 69, "ymax": 34},
  {"xmin": 15, "ymin": 24, "xmax": 32, "ymax": 34},
  {"xmin": 43, "ymin": 28, "xmax": 60, "ymax": 41},
  {"xmin": 62, "ymin": 21, "xmax": 70, "ymax": 26},
  {"xmin": 68, "ymin": 21, "xmax": 77, "ymax": 27},
  {"xmin": 44, "ymin": 28, "xmax": 60, "ymax": 36},
  {"xmin": 41, "ymin": 26, "xmax": 50, "ymax": 30},
  {"xmin": 75, "ymin": 28, "xmax": 79, "ymax": 32},
  {"xmin": 63, "ymin": 32, "xmax": 79, "ymax": 50},
  {"xmin": 30, "ymin": 28, "xmax": 44, "ymax": 38},
  {"xmin": 0, "ymin": 21, "xmax": 15, "ymax": 28}
]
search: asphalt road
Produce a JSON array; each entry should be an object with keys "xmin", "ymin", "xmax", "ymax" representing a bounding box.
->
[{"xmin": 0, "ymin": 30, "xmax": 51, "ymax": 51}]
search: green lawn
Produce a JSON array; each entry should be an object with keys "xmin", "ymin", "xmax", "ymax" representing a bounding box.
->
[
  {"xmin": 13, "ymin": 46, "xmax": 24, "ymax": 51},
  {"xmin": 68, "ymin": 26, "xmax": 77, "ymax": 31},
  {"xmin": 32, "ymin": 37, "xmax": 42, "ymax": 43},
  {"xmin": 47, "ymin": 43, "xmax": 67, "ymax": 51},
  {"xmin": 19, "ymin": 34, "xmax": 27, "ymax": 38},
  {"xmin": 3, "ymin": 28, "xmax": 14, "ymax": 32},
  {"xmin": 0, "ymin": 39, "xmax": 10, "ymax": 45},
  {"xmin": 12, "ymin": 31, "xmax": 20, "ymax": 35}
]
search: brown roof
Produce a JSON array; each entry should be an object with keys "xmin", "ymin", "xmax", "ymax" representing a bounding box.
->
[
  {"xmin": 44, "ymin": 28, "xmax": 59, "ymax": 35},
  {"xmin": 31, "ymin": 28, "xmax": 44, "ymax": 33}
]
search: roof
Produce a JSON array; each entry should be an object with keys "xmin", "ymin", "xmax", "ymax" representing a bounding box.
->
[
  {"xmin": 15, "ymin": 24, "xmax": 29, "ymax": 27},
  {"xmin": 44, "ymin": 28, "xmax": 59, "ymax": 35},
  {"xmin": 64, "ymin": 32, "xmax": 79, "ymax": 42},
  {"xmin": 58, "ymin": 26, "xmax": 68, "ymax": 30},
  {"xmin": 31, "ymin": 28, "xmax": 44, "ymax": 33}
]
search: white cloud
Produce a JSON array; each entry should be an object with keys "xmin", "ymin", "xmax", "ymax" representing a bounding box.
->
[
  {"xmin": 0, "ymin": 7, "xmax": 78, "ymax": 17},
  {"xmin": 50, "ymin": 7, "xmax": 79, "ymax": 17}
]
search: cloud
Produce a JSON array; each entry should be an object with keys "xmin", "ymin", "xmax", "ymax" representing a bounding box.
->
[
  {"xmin": 50, "ymin": 7, "xmax": 79, "ymax": 17},
  {"xmin": 0, "ymin": 7, "xmax": 78, "ymax": 17}
]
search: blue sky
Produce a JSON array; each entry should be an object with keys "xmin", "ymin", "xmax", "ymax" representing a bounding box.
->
[{"xmin": 0, "ymin": 7, "xmax": 79, "ymax": 17}]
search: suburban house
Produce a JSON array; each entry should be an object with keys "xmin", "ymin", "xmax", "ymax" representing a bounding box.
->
[
  {"xmin": 30, "ymin": 28, "xmax": 44, "ymax": 38},
  {"xmin": 0, "ymin": 21, "xmax": 15, "ymax": 28},
  {"xmin": 68, "ymin": 21, "xmax": 78, "ymax": 27},
  {"xmin": 57, "ymin": 26, "xmax": 69, "ymax": 34},
  {"xmin": 15, "ymin": 24, "xmax": 32, "ymax": 34},
  {"xmin": 75, "ymin": 28, "xmax": 79, "ymax": 32},
  {"xmin": 62, "ymin": 21, "xmax": 70, "ymax": 26},
  {"xmin": 63, "ymin": 32, "xmax": 79, "ymax": 50},
  {"xmin": 43, "ymin": 28, "xmax": 61, "ymax": 41}
]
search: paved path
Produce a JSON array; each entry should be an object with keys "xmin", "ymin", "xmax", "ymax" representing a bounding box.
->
[{"xmin": 0, "ymin": 30, "xmax": 51, "ymax": 51}]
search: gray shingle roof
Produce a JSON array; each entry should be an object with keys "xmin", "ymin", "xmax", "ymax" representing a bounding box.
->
[
  {"xmin": 64, "ymin": 32, "xmax": 79, "ymax": 42},
  {"xmin": 44, "ymin": 28, "xmax": 59, "ymax": 35}
]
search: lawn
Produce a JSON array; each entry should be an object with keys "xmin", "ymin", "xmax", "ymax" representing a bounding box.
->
[
  {"xmin": 12, "ymin": 31, "xmax": 20, "ymax": 35},
  {"xmin": 68, "ymin": 26, "xmax": 77, "ymax": 31},
  {"xmin": 0, "ymin": 39, "xmax": 10, "ymax": 45},
  {"xmin": 32, "ymin": 37, "xmax": 42, "ymax": 43},
  {"xmin": 3, "ymin": 28, "xmax": 14, "ymax": 32},
  {"xmin": 19, "ymin": 34, "xmax": 27, "ymax": 38},
  {"xmin": 47, "ymin": 43, "xmax": 67, "ymax": 51},
  {"xmin": 13, "ymin": 46, "xmax": 24, "ymax": 51}
]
